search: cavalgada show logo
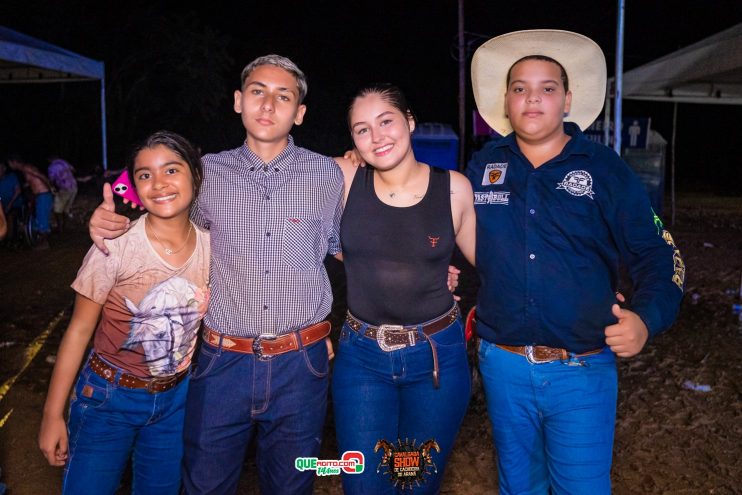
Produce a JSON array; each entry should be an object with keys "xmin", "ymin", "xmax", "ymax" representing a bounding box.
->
[{"xmin": 375, "ymin": 438, "xmax": 440, "ymax": 489}]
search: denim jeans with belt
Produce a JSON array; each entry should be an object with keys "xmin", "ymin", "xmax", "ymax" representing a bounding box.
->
[
  {"xmin": 478, "ymin": 340, "xmax": 617, "ymax": 495},
  {"xmin": 332, "ymin": 316, "xmax": 471, "ymax": 494},
  {"xmin": 181, "ymin": 337, "xmax": 329, "ymax": 495},
  {"xmin": 63, "ymin": 356, "xmax": 188, "ymax": 495}
]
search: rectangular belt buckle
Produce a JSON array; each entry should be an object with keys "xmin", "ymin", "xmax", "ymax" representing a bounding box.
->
[
  {"xmin": 525, "ymin": 345, "xmax": 552, "ymax": 365},
  {"xmin": 147, "ymin": 375, "xmax": 177, "ymax": 393},
  {"xmin": 253, "ymin": 334, "xmax": 277, "ymax": 361},
  {"xmin": 377, "ymin": 325, "xmax": 412, "ymax": 352}
]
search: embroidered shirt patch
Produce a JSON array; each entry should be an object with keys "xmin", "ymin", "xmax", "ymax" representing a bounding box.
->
[
  {"xmin": 482, "ymin": 163, "xmax": 508, "ymax": 186},
  {"xmin": 557, "ymin": 170, "xmax": 595, "ymax": 199}
]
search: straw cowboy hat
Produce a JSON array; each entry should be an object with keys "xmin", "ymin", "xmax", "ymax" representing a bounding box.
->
[{"xmin": 471, "ymin": 29, "xmax": 607, "ymax": 136}]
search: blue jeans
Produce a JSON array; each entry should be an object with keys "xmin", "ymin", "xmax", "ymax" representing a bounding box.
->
[
  {"xmin": 63, "ymin": 356, "xmax": 188, "ymax": 495},
  {"xmin": 478, "ymin": 340, "xmax": 617, "ymax": 495},
  {"xmin": 332, "ymin": 316, "xmax": 471, "ymax": 494},
  {"xmin": 34, "ymin": 191, "xmax": 53, "ymax": 234},
  {"xmin": 182, "ymin": 337, "xmax": 329, "ymax": 495}
]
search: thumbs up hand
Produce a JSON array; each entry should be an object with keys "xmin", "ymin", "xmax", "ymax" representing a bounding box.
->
[
  {"xmin": 604, "ymin": 304, "xmax": 649, "ymax": 358},
  {"xmin": 89, "ymin": 182, "xmax": 131, "ymax": 255}
]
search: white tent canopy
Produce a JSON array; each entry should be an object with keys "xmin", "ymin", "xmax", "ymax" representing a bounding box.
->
[
  {"xmin": 0, "ymin": 25, "xmax": 107, "ymax": 168},
  {"xmin": 621, "ymin": 22, "xmax": 742, "ymax": 105},
  {"xmin": 606, "ymin": 22, "xmax": 742, "ymax": 223}
]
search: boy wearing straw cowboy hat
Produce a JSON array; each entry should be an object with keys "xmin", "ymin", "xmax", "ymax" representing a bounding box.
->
[{"xmin": 466, "ymin": 30, "xmax": 685, "ymax": 493}]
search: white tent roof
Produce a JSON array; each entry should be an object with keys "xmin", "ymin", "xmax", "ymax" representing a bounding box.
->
[
  {"xmin": 0, "ymin": 25, "xmax": 107, "ymax": 168},
  {"xmin": 0, "ymin": 25, "xmax": 104, "ymax": 83},
  {"xmin": 619, "ymin": 22, "xmax": 742, "ymax": 105}
]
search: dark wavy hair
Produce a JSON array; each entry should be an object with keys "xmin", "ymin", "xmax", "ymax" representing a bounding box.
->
[
  {"xmin": 127, "ymin": 130, "xmax": 203, "ymax": 197},
  {"xmin": 506, "ymin": 55, "xmax": 569, "ymax": 91}
]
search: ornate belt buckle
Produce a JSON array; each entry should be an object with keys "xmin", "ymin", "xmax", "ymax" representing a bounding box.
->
[
  {"xmin": 525, "ymin": 345, "xmax": 550, "ymax": 365},
  {"xmin": 377, "ymin": 324, "xmax": 408, "ymax": 352},
  {"xmin": 253, "ymin": 334, "xmax": 277, "ymax": 361}
]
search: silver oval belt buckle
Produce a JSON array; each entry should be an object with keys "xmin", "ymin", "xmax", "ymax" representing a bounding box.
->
[
  {"xmin": 376, "ymin": 324, "xmax": 408, "ymax": 352},
  {"xmin": 525, "ymin": 345, "xmax": 550, "ymax": 364}
]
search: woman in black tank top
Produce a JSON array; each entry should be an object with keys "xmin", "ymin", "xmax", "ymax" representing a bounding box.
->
[{"xmin": 332, "ymin": 83, "xmax": 476, "ymax": 494}]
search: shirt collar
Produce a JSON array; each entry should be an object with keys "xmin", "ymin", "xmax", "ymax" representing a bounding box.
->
[
  {"xmin": 239, "ymin": 135, "xmax": 297, "ymax": 173},
  {"xmin": 492, "ymin": 121, "xmax": 594, "ymax": 161}
]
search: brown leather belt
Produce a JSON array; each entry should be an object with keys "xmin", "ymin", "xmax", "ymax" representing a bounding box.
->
[
  {"xmin": 89, "ymin": 352, "xmax": 188, "ymax": 394},
  {"xmin": 345, "ymin": 305, "xmax": 460, "ymax": 350},
  {"xmin": 345, "ymin": 305, "xmax": 460, "ymax": 389},
  {"xmin": 202, "ymin": 321, "xmax": 331, "ymax": 360},
  {"xmin": 496, "ymin": 344, "xmax": 603, "ymax": 364}
]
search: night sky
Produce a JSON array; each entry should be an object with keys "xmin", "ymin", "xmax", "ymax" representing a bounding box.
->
[{"xmin": 2, "ymin": 0, "xmax": 741, "ymax": 193}]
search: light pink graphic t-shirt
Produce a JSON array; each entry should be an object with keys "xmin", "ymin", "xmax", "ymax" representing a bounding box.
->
[{"xmin": 72, "ymin": 215, "xmax": 210, "ymax": 378}]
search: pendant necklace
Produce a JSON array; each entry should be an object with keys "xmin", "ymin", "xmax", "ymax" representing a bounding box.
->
[{"xmin": 147, "ymin": 217, "xmax": 193, "ymax": 256}]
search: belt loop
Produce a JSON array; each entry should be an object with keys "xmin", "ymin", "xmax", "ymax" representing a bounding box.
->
[
  {"xmin": 294, "ymin": 330, "xmax": 304, "ymax": 350},
  {"xmin": 358, "ymin": 322, "xmax": 371, "ymax": 338}
]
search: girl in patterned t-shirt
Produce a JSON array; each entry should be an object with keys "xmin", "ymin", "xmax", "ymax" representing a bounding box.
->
[{"xmin": 39, "ymin": 131, "xmax": 209, "ymax": 494}]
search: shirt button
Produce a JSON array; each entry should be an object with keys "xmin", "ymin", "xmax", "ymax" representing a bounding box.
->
[
  {"xmin": 529, "ymin": 208, "xmax": 535, "ymax": 215},
  {"xmin": 274, "ymin": 168, "xmax": 279, "ymax": 172},
  {"xmin": 266, "ymin": 232, "xmax": 271, "ymax": 237},
  {"xmin": 265, "ymin": 195, "xmax": 270, "ymax": 200},
  {"xmin": 529, "ymin": 253, "xmax": 536, "ymax": 260},
  {"xmin": 265, "ymin": 269, "xmax": 270, "ymax": 275},
  {"xmin": 249, "ymin": 167, "xmax": 255, "ymax": 171},
  {"xmin": 263, "ymin": 305, "xmax": 268, "ymax": 310},
  {"xmin": 263, "ymin": 165, "xmax": 268, "ymax": 171}
]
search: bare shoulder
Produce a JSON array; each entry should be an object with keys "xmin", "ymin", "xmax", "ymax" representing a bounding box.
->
[{"xmin": 448, "ymin": 170, "xmax": 474, "ymax": 196}]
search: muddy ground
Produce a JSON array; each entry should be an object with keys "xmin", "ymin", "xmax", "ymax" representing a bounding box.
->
[{"xmin": 0, "ymin": 189, "xmax": 740, "ymax": 494}]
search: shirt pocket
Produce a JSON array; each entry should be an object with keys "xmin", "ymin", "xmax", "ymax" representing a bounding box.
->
[{"xmin": 281, "ymin": 217, "xmax": 324, "ymax": 271}]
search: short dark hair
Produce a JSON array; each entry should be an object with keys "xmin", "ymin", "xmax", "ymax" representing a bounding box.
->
[
  {"xmin": 347, "ymin": 82, "xmax": 417, "ymax": 132},
  {"xmin": 127, "ymin": 130, "xmax": 203, "ymax": 197},
  {"xmin": 507, "ymin": 55, "xmax": 569, "ymax": 92}
]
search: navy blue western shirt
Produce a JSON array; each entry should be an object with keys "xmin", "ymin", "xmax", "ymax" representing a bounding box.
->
[{"xmin": 466, "ymin": 123, "xmax": 684, "ymax": 353}]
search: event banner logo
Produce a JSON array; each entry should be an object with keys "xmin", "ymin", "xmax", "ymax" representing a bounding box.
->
[
  {"xmin": 375, "ymin": 438, "xmax": 440, "ymax": 489},
  {"xmin": 295, "ymin": 451, "xmax": 364, "ymax": 476}
]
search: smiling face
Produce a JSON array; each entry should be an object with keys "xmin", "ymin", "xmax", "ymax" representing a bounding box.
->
[
  {"xmin": 349, "ymin": 92, "xmax": 416, "ymax": 171},
  {"xmin": 505, "ymin": 58, "xmax": 572, "ymax": 144},
  {"xmin": 132, "ymin": 145, "xmax": 195, "ymax": 220},
  {"xmin": 233, "ymin": 64, "xmax": 307, "ymax": 150}
]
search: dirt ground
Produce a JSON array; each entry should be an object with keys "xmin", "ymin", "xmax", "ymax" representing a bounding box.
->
[{"xmin": 0, "ymin": 189, "xmax": 740, "ymax": 494}]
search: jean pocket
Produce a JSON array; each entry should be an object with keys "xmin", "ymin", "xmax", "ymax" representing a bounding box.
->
[
  {"xmin": 281, "ymin": 217, "xmax": 323, "ymax": 271},
  {"xmin": 72, "ymin": 371, "xmax": 109, "ymax": 410},
  {"xmin": 302, "ymin": 340, "xmax": 329, "ymax": 378},
  {"xmin": 190, "ymin": 343, "xmax": 220, "ymax": 380}
]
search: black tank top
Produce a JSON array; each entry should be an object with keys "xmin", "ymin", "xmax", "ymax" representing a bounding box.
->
[{"xmin": 340, "ymin": 166, "xmax": 455, "ymax": 325}]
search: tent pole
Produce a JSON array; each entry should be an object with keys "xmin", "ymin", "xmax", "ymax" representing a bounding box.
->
[
  {"xmin": 613, "ymin": 0, "xmax": 625, "ymax": 155},
  {"xmin": 671, "ymin": 101, "xmax": 678, "ymax": 225},
  {"xmin": 100, "ymin": 72, "xmax": 108, "ymax": 171}
]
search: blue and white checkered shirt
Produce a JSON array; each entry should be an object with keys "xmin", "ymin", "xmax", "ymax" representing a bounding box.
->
[{"xmin": 192, "ymin": 136, "xmax": 343, "ymax": 337}]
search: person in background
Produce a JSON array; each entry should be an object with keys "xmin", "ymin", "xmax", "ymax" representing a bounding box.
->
[
  {"xmin": 47, "ymin": 156, "xmax": 78, "ymax": 233},
  {"xmin": 7, "ymin": 154, "xmax": 53, "ymax": 246},
  {"xmin": 466, "ymin": 29, "xmax": 684, "ymax": 494},
  {"xmin": 0, "ymin": 161, "xmax": 23, "ymax": 240}
]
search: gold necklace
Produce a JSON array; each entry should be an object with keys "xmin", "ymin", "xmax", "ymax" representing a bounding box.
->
[{"xmin": 146, "ymin": 216, "xmax": 193, "ymax": 256}]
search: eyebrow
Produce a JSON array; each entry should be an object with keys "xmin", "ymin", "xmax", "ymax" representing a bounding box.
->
[
  {"xmin": 351, "ymin": 111, "xmax": 396, "ymax": 130},
  {"xmin": 246, "ymin": 80, "xmax": 297, "ymax": 96},
  {"xmin": 134, "ymin": 161, "xmax": 184, "ymax": 174},
  {"xmin": 509, "ymin": 79, "xmax": 561, "ymax": 86}
]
